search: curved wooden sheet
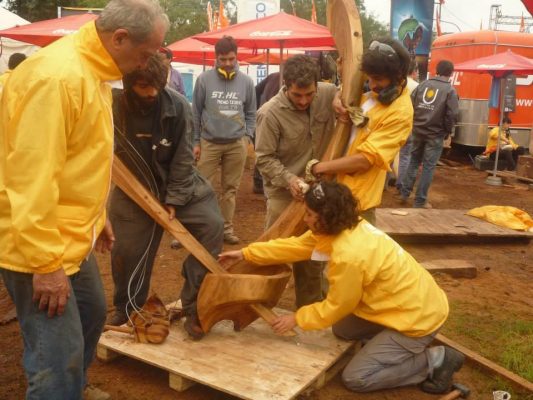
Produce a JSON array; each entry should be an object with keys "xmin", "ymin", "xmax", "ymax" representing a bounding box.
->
[{"xmin": 198, "ymin": 265, "xmax": 291, "ymax": 332}]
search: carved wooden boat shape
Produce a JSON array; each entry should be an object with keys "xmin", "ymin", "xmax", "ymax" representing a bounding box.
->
[{"xmin": 198, "ymin": 264, "xmax": 291, "ymax": 332}]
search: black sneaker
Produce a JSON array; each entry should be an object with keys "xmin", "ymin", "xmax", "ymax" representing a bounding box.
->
[
  {"xmin": 421, "ymin": 346, "xmax": 465, "ymax": 394},
  {"xmin": 107, "ymin": 311, "xmax": 128, "ymax": 326}
]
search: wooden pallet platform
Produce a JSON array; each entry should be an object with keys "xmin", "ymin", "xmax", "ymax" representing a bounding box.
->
[
  {"xmin": 97, "ymin": 308, "xmax": 355, "ymax": 400},
  {"xmin": 376, "ymin": 208, "xmax": 533, "ymax": 240}
]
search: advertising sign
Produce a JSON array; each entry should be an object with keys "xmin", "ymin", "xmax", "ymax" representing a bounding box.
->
[
  {"xmin": 237, "ymin": 0, "xmax": 280, "ymax": 23},
  {"xmin": 390, "ymin": 0, "xmax": 434, "ymax": 56},
  {"xmin": 503, "ymin": 74, "xmax": 516, "ymax": 113},
  {"xmin": 237, "ymin": 0, "xmax": 281, "ymax": 84}
]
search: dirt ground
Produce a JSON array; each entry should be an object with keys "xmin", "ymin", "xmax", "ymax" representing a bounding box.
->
[{"xmin": 0, "ymin": 150, "xmax": 532, "ymax": 400}]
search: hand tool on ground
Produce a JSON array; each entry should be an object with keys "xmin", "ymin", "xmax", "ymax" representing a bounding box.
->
[{"xmin": 438, "ymin": 382, "xmax": 471, "ymax": 400}]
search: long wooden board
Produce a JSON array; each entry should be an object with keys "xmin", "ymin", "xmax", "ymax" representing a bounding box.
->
[
  {"xmin": 97, "ymin": 308, "xmax": 355, "ymax": 400},
  {"xmin": 435, "ymin": 334, "xmax": 533, "ymax": 393},
  {"xmin": 375, "ymin": 209, "xmax": 533, "ymax": 240}
]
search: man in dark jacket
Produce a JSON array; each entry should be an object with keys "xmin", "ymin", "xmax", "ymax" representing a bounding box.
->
[
  {"xmin": 108, "ymin": 54, "xmax": 223, "ymax": 340},
  {"xmin": 400, "ymin": 60, "xmax": 459, "ymax": 208}
]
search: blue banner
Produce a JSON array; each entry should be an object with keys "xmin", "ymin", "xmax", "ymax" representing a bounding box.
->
[{"xmin": 390, "ymin": 0, "xmax": 434, "ymax": 56}]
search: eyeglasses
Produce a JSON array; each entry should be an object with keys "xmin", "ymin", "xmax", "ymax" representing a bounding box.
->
[
  {"xmin": 369, "ymin": 41, "xmax": 398, "ymax": 58},
  {"xmin": 312, "ymin": 183, "xmax": 325, "ymax": 201}
]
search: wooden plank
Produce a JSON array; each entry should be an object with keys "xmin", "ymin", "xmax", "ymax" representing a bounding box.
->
[
  {"xmin": 375, "ymin": 209, "xmax": 533, "ymax": 240},
  {"xmin": 494, "ymin": 170, "xmax": 533, "ymax": 184},
  {"xmin": 420, "ymin": 260, "xmax": 477, "ymax": 279},
  {"xmin": 435, "ymin": 334, "xmax": 533, "ymax": 393},
  {"xmin": 98, "ymin": 308, "xmax": 354, "ymax": 400}
]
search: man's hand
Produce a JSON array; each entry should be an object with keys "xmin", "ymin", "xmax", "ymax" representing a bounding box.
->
[
  {"xmin": 164, "ymin": 204, "xmax": 175, "ymax": 220},
  {"xmin": 271, "ymin": 313, "xmax": 297, "ymax": 335},
  {"xmin": 333, "ymin": 90, "xmax": 350, "ymax": 123},
  {"xmin": 95, "ymin": 218, "xmax": 115, "ymax": 253},
  {"xmin": 218, "ymin": 250, "xmax": 244, "ymax": 269},
  {"xmin": 288, "ymin": 177, "xmax": 306, "ymax": 201},
  {"xmin": 32, "ymin": 268, "xmax": 71, "ymax": 318},
  {"xmin": 193, "ymin": 145, "xmax": 201, "ymax": 162}
]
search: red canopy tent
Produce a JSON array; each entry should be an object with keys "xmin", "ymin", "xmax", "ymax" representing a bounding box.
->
[
  {"xmin": 0, "ymin": 13, "xmax": 97, "ymax": 47},
  {"xmin": 454, "ymin": 50, "xmax": 533, "ymax": 185},
  {"xmin": 453, "ymin": 49, "xmax": 533, "ymax": 78},
  {"xmin": 168, "ymin": 36, "xmax": 335, "ymax": 66},
  {"xmin": 522, "ymin": 0, "xmax": 533, "ymax": 15},
  {"xmin": 193, "ymin": 12, "xmax": 335, "ymax": 49},
  {"xmin": 193, "ymin": 12, "xmax": 335, "ymax": 76}
]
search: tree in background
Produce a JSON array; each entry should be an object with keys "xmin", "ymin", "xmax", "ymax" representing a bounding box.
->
[{"xmin": 4, "ymin": 0, "xmax": 236, "ymax": 44}]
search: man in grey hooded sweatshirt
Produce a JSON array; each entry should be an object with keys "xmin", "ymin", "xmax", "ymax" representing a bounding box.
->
[{"xmin": 192, "ymin": 36, "xmax": 256, "ymax": 244}]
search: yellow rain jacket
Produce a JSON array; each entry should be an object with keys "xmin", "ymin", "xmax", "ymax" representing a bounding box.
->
[
  {"xmin": 0, "ymin": 69, "xmax": 11, "ymax": 88},
  {"xmin": 467, "ymin": 206, "xmax": 533, "ymax": 232},
  {"xmin": 0, "ymin": 22, "xmax": 121, "ymax": 275},
  {"xmin": 243, "ymin": 221, "xmax": 448, "ymax": 337},
  {"xmin": 339, "ymin": 88, "xmax": 413, "ymax": 211},
  {"xmin": 484, "ymin": 126, "xmax": 519, "ymax": 155}
]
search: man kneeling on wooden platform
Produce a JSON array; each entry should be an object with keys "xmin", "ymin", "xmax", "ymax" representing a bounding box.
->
[
  {"xmin": 220, "ymin": 181, "xmax": 464, "ymax": 394},
  {"xmin": 108, "ymin": 54, "xmax": 223, "ymax": 340}
]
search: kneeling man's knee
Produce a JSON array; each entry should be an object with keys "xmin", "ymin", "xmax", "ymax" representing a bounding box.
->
[{"xmin": 341, "ymin": 368, "xmax": 372, "ymax": 392}]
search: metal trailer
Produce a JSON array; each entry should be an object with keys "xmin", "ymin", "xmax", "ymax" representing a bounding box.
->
[{"xmin": 429, "ymin": 30, "xmax": 533, "ymax": 149}]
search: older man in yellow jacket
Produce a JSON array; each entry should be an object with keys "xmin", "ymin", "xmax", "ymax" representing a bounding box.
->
[{"xmin": 0, "ymin": 1, "xmax": 168, "ymax": 399}]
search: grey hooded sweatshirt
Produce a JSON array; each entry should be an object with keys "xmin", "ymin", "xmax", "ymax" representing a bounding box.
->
[{"xmin": 192, "ymin": 67, "xmax": 256, "ymax": 145}]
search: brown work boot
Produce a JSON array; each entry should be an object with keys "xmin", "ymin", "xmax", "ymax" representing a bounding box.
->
[
  {"xmin": 421, "ymin": 346, "xmax": 465, "ymax": 394},
  {"xmin": 184, "ymin": 314, "xmax": 205, "ymax": 340},
  {"xmin": 84, "ymin": 384, "xmax": 111, "ymax": 400}
]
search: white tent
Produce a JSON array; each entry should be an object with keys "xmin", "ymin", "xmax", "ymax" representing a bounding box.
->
[{"xmin": 0, "ymin": 7, "xmax": 40, "ymax": 73}]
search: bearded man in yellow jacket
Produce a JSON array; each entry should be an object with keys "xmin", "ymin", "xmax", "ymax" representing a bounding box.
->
[
  {"xmin": 309, "ymin": 37, "xmax": 414, "ymax": 225},
  {"xmin": 0, "ymin": 1, "xmax": 168, "ymax": 399},
  {"xmin": 220, "ymin": 181, "xmax": 464, "ymax": 395}
]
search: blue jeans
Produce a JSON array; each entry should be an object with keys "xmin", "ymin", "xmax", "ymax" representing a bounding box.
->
[
  {"xmin": 400, "ymin": 134, "xmax": 444, "ymax": 207},
  {"xmin": 396, "ymin": 134, "xmax": 413, "ymax": 192},
  {"xmin": 1, "ymin": 254, "xmax": 106, "ymax": 400}
]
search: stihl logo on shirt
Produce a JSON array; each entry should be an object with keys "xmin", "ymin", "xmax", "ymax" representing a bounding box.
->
[{"xmin": 211, "ymin": 91, "xmax": 243, "ymax": 111}]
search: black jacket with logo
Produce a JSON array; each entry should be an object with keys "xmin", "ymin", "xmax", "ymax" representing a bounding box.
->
[{"xmin": 411, "ymin": 76, "xmax": 459, "ymax": 138}]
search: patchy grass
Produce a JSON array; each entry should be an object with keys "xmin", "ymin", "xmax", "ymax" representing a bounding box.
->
[{"xmin": 442, "ymin": 300, "xmax": 533, "ymax": 399}]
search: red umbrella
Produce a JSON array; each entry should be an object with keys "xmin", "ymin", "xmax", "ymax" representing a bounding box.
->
[
  {"xmin": 193, "ymin": 12, "xmax": 335, "ymax": 49},
  {"xmin": 0, "ymin": 13, "xmax": 98, "ymax": 47},
  {"xmin": 453, "ymin": 49, "xmax": 533, "ymax": 78},
  {"xmin": 454, "ymin": 50, "xmax": 533, "ymax": 185}
]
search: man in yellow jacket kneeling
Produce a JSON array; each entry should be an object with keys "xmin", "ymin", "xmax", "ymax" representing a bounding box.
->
[{"xmin": 219, "ymin": 181, "xmax": 464, "ymax": 394}]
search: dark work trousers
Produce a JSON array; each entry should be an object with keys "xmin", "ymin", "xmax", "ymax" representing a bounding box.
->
[
  {"xmin": 489, "ymin": 146, "xmax": 525, "ymax": 171},
  {"xmin": 110, "ymin": 188, "xmax": 224, "ymax": 317}
]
